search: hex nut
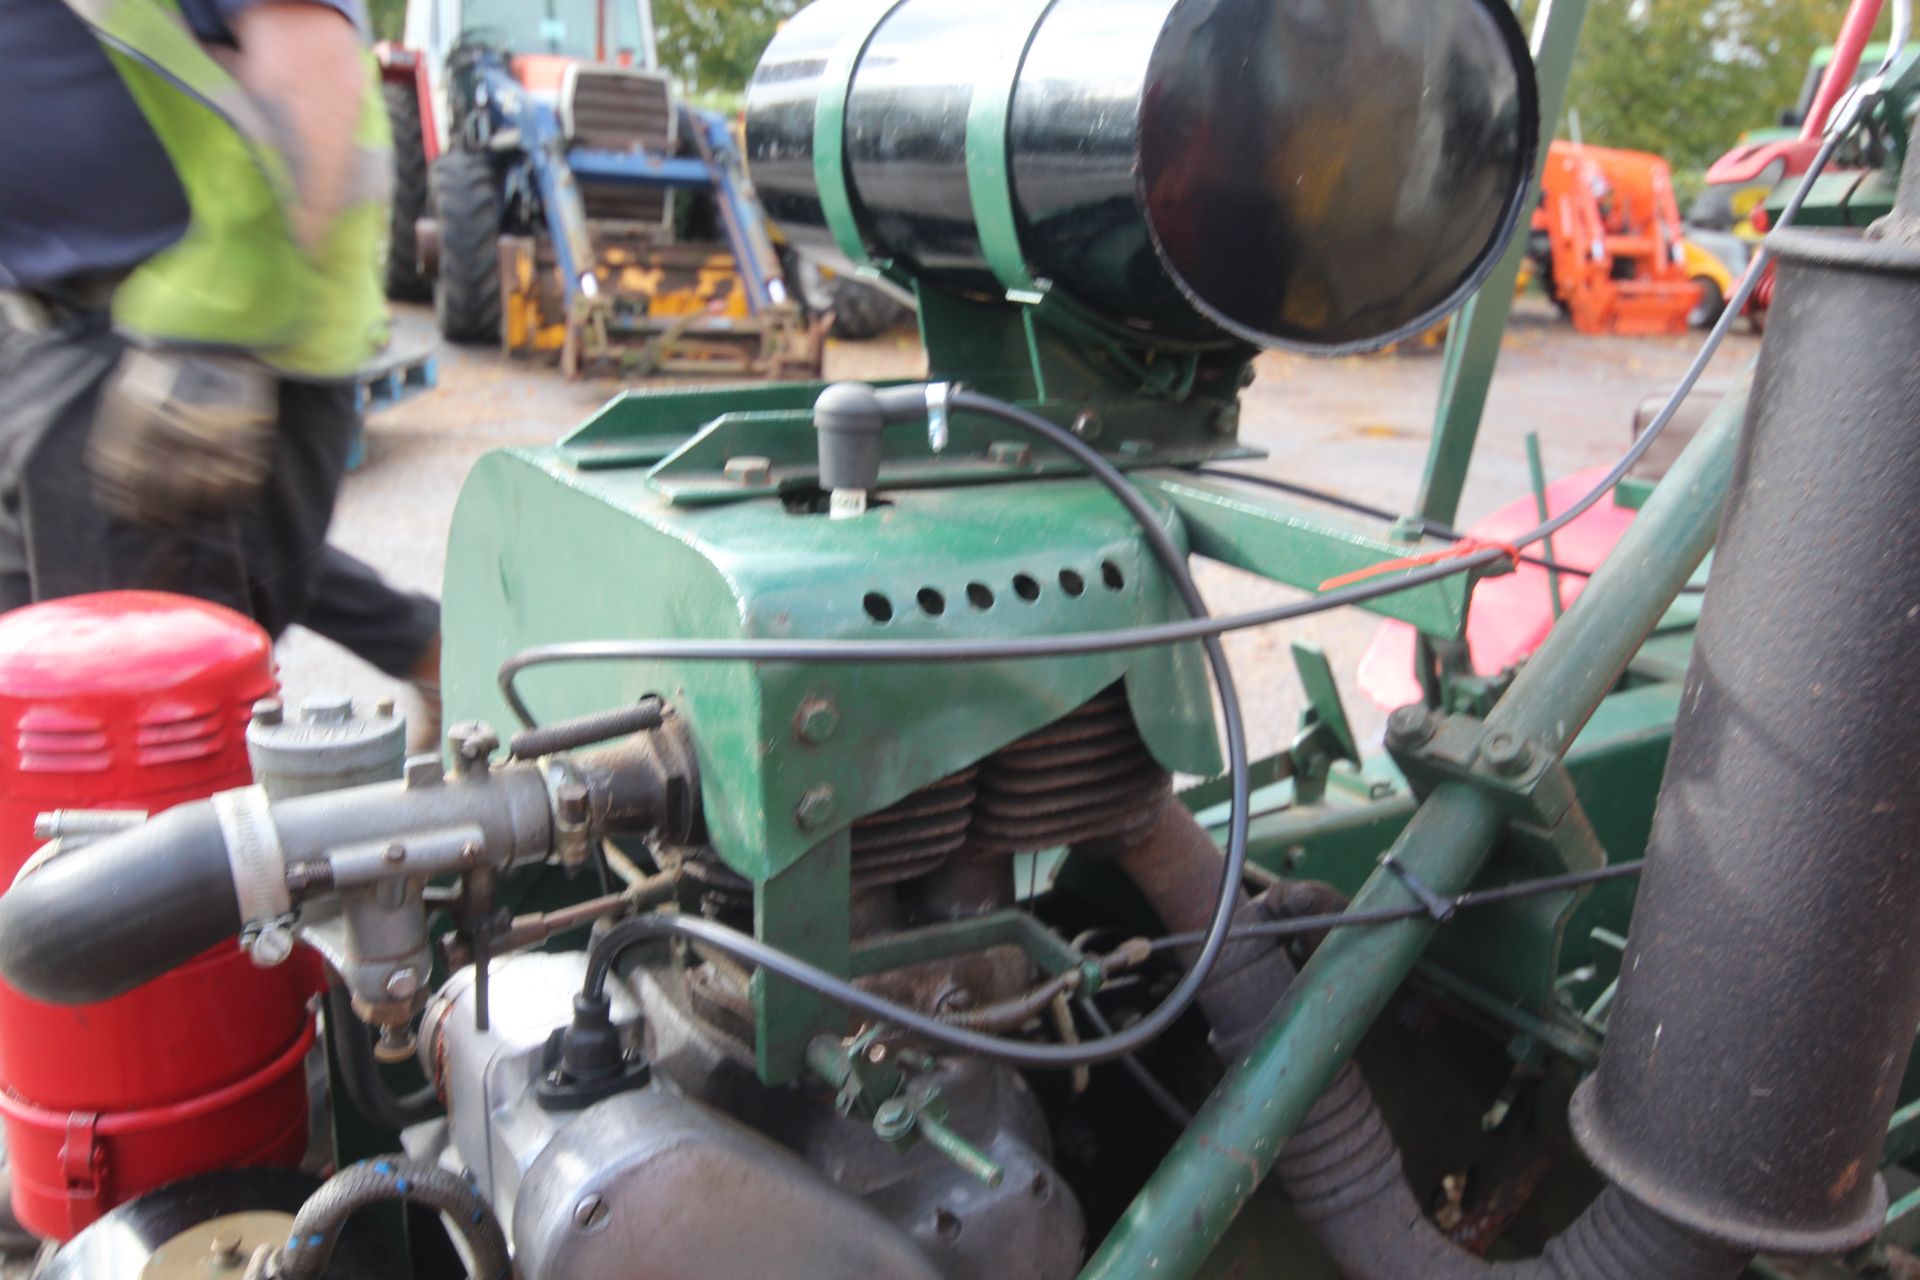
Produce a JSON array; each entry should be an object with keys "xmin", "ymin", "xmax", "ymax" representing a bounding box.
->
[
  {"xmin": 1384, "ymin": 704, "xmax": 1437, "ymax": 750},
  {"xmin": 793, "ymin": 697, "xmax": 840, "ymax": 745},
  {"xmin": 796, "ymin": 785, "xmax": 836, "ymax": 831}
]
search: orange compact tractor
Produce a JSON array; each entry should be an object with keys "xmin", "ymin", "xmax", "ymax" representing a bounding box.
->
[{"xmin": 1528, "ymin": 140, "xmax": 1701, "ymax": 336}]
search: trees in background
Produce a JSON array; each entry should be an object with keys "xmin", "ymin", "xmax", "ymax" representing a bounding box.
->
[
  {"xmin": 1557, "ymin": 0, "xmax": 1886, "ymax": 171},
  {"xmin": 364, "ymin": 0, "xmax": 1878, "ymax": 176},
  {"xmin": 364, "ymin": 0, "xmax": 800, "ymax": 97}
]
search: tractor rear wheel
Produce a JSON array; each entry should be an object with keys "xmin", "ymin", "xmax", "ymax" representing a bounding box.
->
[
  {"xmin": 382, "ymin": 80, "xmax": 432, "ymax": 301},
  {"xmin": 1688, "ymin": 276, "xmax": 1726, "ymax": 329},
  {"xmin": 827, "ymin": 275, "xmax": 914, "ymax": 340},
  {"xmin": 432, "ymin": 150, "xmax": 502, "ymax": 345}
]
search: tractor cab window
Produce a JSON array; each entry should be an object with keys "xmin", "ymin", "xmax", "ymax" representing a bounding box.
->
[{"xmin": 460, "ymin": 0, "xmax": 645, "ymax": 62}]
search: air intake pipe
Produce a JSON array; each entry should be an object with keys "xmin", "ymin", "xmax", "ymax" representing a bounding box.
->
[{"xmin": 748, "ymin": 0, "xmax": 1538, "ymax": 353}]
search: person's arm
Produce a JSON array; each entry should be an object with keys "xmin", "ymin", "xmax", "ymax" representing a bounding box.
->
[{"xmin": 225, "ymin": 1, "xmax": 369, "ymax": 251}]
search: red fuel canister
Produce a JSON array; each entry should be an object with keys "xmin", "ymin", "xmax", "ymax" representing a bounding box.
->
[{"xmin": 0, "ymin": 593, "xmax": 316, "ymax": 1239}]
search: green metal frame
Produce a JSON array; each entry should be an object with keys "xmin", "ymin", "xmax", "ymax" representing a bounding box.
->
[{"xmin": 965, "ymin": 0, "xmax": 1059, "ymax": 301}]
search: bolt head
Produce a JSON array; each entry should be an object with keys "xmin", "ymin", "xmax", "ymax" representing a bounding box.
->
[
  {"xmin": 385, "ymin": 967, "xmax": 422, "ymax": 1000},
  {"xmin": 796, "ymin": 785, "xmax": 836, "ymax": 831},
  {"xmin": 251, "ymin": 698, "xmax": 284, "ymax": 727},
  {"xmin": 793, "ymin": 697, "xmax": 840, "ymax": 745},
  {"xmin": 383, "ymin": 842, "xmax": 408, "ymax": 865},
  {"xmin": 872, "ymin": 1097, "xmax": 913, "ymax": 1139},
  {"xmin": 1071, "ymin": 411, "xmax": 1103, "ymax": 441},
  {"xmin": 574, "ymin": 1194, "xmax": 610, "ymax": 1232},
  {"xmin": 1384, "ymin": 704, "xmax": 1436, "ymax": 750},
  {"xmin": 557, "ymin": 781, "xmax": 591, "ymax": 823},
  {"xmin": 988, "ymin": 441, "xmax": 1032, "ymax": 467}
]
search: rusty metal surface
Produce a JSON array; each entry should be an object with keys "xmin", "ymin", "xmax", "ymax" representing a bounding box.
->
[{"xmin": 972, "ymin": 687, "xmax": 1169, "ymax": 854}]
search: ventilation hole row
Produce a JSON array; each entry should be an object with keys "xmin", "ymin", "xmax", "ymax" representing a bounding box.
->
[{"xmin": 863, "ymin": 561, "xmax": 1127, "ymax": 625}]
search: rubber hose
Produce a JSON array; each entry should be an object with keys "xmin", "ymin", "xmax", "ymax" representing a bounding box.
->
[
  {"xmin": 0, "ymin": 800, "xmax": 239, "ymax": 1003},
  {"xmin": 273, "ymin": 1157, "xmax": 509, "ymax": 1280},
  {"xmin": 324, "ymin": 985, "xmax": 441, "ymax": 1131}
]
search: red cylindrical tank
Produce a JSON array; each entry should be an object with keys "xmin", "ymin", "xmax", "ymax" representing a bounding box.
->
[{"xmin": 0, "ymin": 593, "xmax": 316, "ymax": 1239}]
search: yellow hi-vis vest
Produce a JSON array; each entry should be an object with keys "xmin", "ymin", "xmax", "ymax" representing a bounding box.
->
[{"xmin": 60, "ymin": 0, "xmax": 391, "ymax": 379}]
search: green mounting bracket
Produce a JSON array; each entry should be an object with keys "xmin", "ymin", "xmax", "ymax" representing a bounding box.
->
[
  {"xmin": 849, "ymin": 909, "xmax": 1085, "ymax": 982},
  {"xmin": 965, "ymin": 0, "xmax": 1058, "ymax": 300},
  {"xmin": 812, "ymin": 0, "xmax": 911, "ymax": 271},
  {"xmin": 755, "ymin": 831, "xmax": 851, "ymax": 1083},
  {"xmin": 1288, "ymin": 642, "xmax": 1360, "ymax": 805},
  {"xmin": 807, "ymin": 1030, "xmax": 1007, "ymax": 1187},
  {"xmin": 1382, "ymin": 709, "xmax": 1605, "ymax": 882},
  {"xmin": 1383, "ymin": 707, "xmax": 1610, "ymax": 1010}
]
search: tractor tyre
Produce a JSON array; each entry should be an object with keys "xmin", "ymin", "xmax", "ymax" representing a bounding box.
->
[
  {"xmin": 1687, "ymin": 276, "xmax": 1726, "ymax": 329},
  {"xmin": 827, "ymin": 275, "xmax": 913, "ymax": 341},
  {"xmin": 382, "ymin": 80, "xmax": 432, "ymax": 302},
  {"xmin": 432, "ymin": 150, "xmax": 502, "ymax": 346}
]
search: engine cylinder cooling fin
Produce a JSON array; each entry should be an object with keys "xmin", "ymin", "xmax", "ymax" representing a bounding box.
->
[
  {"xmin": 848, "ymin": 767, "xmax": 979, "ymax": 884},
  {"xmin": 969, "ymin": 687, "xmax": 1170, "ymax": 855}
]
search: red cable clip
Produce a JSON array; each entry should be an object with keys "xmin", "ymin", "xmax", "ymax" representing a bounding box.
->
[{"xmin": 1318, "ymin": 538, "xmax": 1520, "ymax": 593}]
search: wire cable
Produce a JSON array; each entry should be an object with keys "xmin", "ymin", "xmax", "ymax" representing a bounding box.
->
[
  {"xmin": 1076, "ymin": 995, "xmax": 1194, "ymax": 1127},
  {"xmin": 573, "ymin": 860, "xmax": 1644, "ymax": 1068},
  {"xmin": 1146, "ymin": 859, "xmax": 1643, "ymax": 953},
  {"xmin": 583, "ymin": 390, "xmax": 1253, "ymax": 1070}
]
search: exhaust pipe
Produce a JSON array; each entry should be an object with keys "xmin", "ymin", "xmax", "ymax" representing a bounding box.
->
[{"xmin": 1567, "ymin": 167, "xmax": 1920, "ymax": 1256}]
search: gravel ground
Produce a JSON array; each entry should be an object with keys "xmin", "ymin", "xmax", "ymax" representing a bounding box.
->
[{"xmin": 283, "ymin": 297, "xmax": 1759, "ymax": 762}]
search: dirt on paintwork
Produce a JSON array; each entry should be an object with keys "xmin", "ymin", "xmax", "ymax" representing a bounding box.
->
[{"xmin": 281, "ymin": 298, "xmax": 1761, "ymax": 764}]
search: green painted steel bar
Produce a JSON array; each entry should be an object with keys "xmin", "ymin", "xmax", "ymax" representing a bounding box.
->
[
  {"xmin": 1525, "ymin": 432, "xmax": 1566, "ymax": 618},
  {"xmin": 1145, "ymin": 474, "xmax": 1477, "ymax": 636},
  {"xmin": 1415, "ymin": 0, "xmax": 1593, "ymax": 529},
  {"xmin": 1080, "ymin": 372, "xmax": 1752, "ymax": 1280},
  {"xmin": 964, "ymin": 0, "xmax": 1059, "ymax": 300}
]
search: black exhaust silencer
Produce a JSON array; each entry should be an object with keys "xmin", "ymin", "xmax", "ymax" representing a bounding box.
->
[{"xmin": 1569, "ymin": 184, "xmax": 1920, "ymax": 1255}]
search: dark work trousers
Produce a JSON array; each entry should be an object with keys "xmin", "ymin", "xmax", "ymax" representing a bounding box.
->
[{"xmin": 0, "ymin": 303, "xmax": 438, "ymax": 675}]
